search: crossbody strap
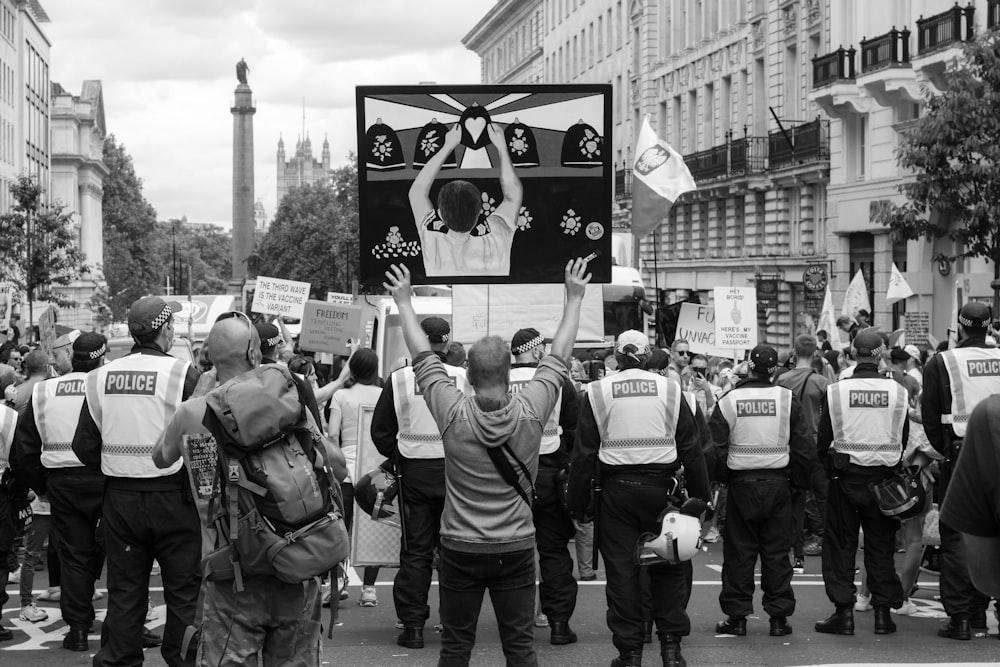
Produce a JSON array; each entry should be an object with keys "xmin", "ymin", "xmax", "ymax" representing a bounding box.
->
[{"xmin": 487, "ymin": 442, "xmax": 535, "ymax": 507}]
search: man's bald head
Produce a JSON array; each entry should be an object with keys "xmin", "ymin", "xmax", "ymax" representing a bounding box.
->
[{"xmin": 208, "ymin": 316, "xmax": 260, "ymax": 382}]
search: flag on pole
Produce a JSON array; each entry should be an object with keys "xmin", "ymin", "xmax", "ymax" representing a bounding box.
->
[
  {"xmin": 630, "ymin": 116, "xmax": 696, "ymax": 239},
  {"xmin": 817, "ymin": 286, "xmax": 842, "ymax": 350},
  {"xmin": 949, "ymin": 279, "xmax": 960, "ymax": 348},
  {"xmin": 841, "ymin": 269, "xmax": 871, "ymax": 321},
  {"xmin": 886, "ymin": 262, "xmax": 914, "ymax": 305}
]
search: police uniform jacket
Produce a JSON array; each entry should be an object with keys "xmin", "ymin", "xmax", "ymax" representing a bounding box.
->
[
  {"xmin": 0, "ymin": 402, "xmax": 28, "ymax": 499},
  {"xmin": 816, "ymin": 362, "xmax": 909, "ymax": 478},
  {"xmin": 921, "ymin": 335, "xmax": 1000, "ymax": 454},
  {"xmin": 708, "ymin": 377, "xmax": 816, "ymax": 488},
  {"xmin": 71, "ymin": 342, "xmax": 200, "ymax": 487},
  {"xmin": 508, "ymin": 362, "xmax": 579, "ymax": 468},
  {"xmin": 567, "ymin": 367, "xmax": 710, "ymax": 520}
]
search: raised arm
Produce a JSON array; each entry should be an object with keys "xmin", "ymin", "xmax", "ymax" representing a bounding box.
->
[
  {"xmin": 383, "ymin": 264, "xmax": 431, "ymax": 358},
  {"xmin": 549, "ymin": 258, "xmax": 592, "ymax": 360},
  {"xmin": 487, "ymin": 123, "xmax": 523, "ymax": 231},
  {"xmin": 409, "ymin": 124, "xmax": 462, "ymax": 223}
]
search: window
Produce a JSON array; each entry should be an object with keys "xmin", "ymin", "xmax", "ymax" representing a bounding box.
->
[
  {"xmin": 616, "ymin": 1, "xmax": 623, "ymax": 49},
  {"xmin": 658, "ymin": 100, "xmax": 667, "ymax": 137},
  {"xmin": 753, "ymin": 57, "xmax": 766, "ymax": 135},
  {"xmin": 687, "ymin": 90, "xmax": 697, "ymax": 152},
  {"xmin": 616, "ymin": 75, "xmax": 623, "ymax": 124},
  {"xmin": 598, "ymin": 15, "xmax": 604, "ymax": 58},
  {"xmin": 607, "ymin": 9, "xmax": 613, "ymax": 55},
  {"xmin": 672, "ymin": 96, "xmax": 682, "ymax": 145},
  {"xmin": 787, "ymin": 187, "xmax": 801, "ymax": 253},
  {"xmin": 785, "ymin": 46, "xmax": 799, "ymax": 120},
  {"xmin": 704, "ymin": 83, "xmax": 714, "ymax": 146},
  {"xmin": 852, "ymin": 114, "xmax": 869, "ymax": 180},
  {"xmin": 721, "ymin": 76, "xmax": 731, "ymax": 136}
]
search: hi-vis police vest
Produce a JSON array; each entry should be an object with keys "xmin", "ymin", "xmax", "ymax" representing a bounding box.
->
[
  {"xmin": 717, "ymin": 385, "xmax": 792, "ymax": 470},
  {"xmin": 0, "ymin": 403, "xmax": 16, "ymax": 475},
  {"xmin": 392, "ymin": 363, "xmax": 468, "ymax": 459},
  {"xmin": 34, "ymin": 372, "xmax": 88, "ymax": 469},
  {"xmin": 939, "ymin": 347, "xmax": 1000, "ymax": 438},
  {"xmin": 589, "ymin": 368, "xmax": 680, "ymax": 466},
  {"xmin": 509, "ymin": 366, "xmax": 562, "ymax": 456},
  {"xmin": 828, "ymin": 377, "xmax": 907, "ymax": 467},
  {"xmin": 85, "ymin": 354, "xmax": 189, "ymax": 478}
]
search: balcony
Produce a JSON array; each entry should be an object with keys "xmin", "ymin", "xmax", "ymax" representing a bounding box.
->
[
  {"xmin": 729, "ymin": 137, "xmax": 768, "ymax": 176},
  {"xmin": 990, "ymin": 0, "xmax": 1000, "ymax": 30},
  {"xmin": 812, "ymin": 46, "xmax": 856, "ymax": 88},
  {"xmin": 615, "ymin": 166, "xmax": 632, "ymax": 207},
  {"xmin": 767, "ymin": 118, "xmax": 830, "ymax": 171},
  {"xmin": 687, "ymin": 145, "xmax": 729, "ymax": 180},
  {"xmin": 811, "ymin": 46, "xmax": 869, "ymax": 117},
  {"xmin": 858, "ymin": 27, "xmax": 920, "ymax": 106},
  {"xmin": 861, "ymin": 28, "xmax": 910, "ymax": 73},
  {"xmin": 680, "ymin": 133, "xmax": 768, "ymax": 184},
  {"xmin": 916, "ymin": 3, "xmax": 974, "ymax": 56}
]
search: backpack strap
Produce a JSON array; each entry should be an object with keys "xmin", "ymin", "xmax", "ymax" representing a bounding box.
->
[
  {"xmin": 201, "ymin": 405, "xmax": 246, "ymax": 592},
  {"xmin": 487, "ymin": 442, "xmax": 535, "ymax": 507}
]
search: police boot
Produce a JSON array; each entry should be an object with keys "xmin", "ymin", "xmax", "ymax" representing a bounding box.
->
[
  {"xmin": 873, "ymin": 606, "xmax": 896, "ymax": 635},
  {"xmin": 714, "ymin": 616, "xmax": 746, "ymax": 636},
  {"xmin": 660, "ymin": 635, "xmax": 686, "ymax": 667},
  {"xmin": 0, "ymin": 625, "xmax": 12, "ymax": 642},
  {"xmin": 610, "ymin": 648, "xmax": 643, "ymax": 666},
  {"xmin": 550, "ymin": 620, "xmax": 578, "ymax": 645},
  {"xmin": 815, "ymin": 605, "xmax": 854, "ymax": 635},
  {"xmin": 938, "ymin": 615, "xmax": 971, "ymax": 640},
  {"xmin": 397, "ymin": 627, "xmax": 424, "ymax": 649},
  {"xmin": 769, "ymin": 617, "xmax": 792, "ymax": 637},
  {"xmin": 62, "ymin": 629, "xmax": 89, "ymax": 651}
]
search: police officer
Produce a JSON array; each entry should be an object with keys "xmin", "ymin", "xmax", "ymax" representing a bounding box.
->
[
  {"xmin": 569, "ymin": 330, "xmax": 710, "ymax": 667},
  {"xmin": 708, "ymin": 345, "xmax": 814, "ymax": 638},
  {"xmin": 12, "ymin": 333, "xmax": 108, "ymax": 651},
  {"xmin": 814, "ymin": 328, "xmax": 907, "ymax": 636},
  {"xmin": 71, "ymin": 296, "xmax": 202, "ymax": 667},
  {"xmin": 0, "ymin": 398, "xmax": 27, "ymax": 642},
  {"xmin": 509, "ymin": 327, "xmax": 580, "ymax": 644},
  {"xmin": 372, "ymin": 317, "xmax": 467, "ymax": 649},
  {"xmin": 921, "ymin": 301, "xmax": 1000, "ymax": 639}
]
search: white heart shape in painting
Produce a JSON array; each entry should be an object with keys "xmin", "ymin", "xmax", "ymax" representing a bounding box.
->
[{"xmin": 464, "ymin": 116, "xmax": 486, "ymax": 143}]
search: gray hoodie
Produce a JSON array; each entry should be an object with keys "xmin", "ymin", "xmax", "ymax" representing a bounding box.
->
[{"xmin": 414, "ymin": 352, "xmax": 567, "ymax": 553}]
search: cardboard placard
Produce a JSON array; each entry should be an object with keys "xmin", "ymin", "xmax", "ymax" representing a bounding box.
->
[
  {"xmin": 251, "ymin": 276, "xmax": 310, "ymax": 318},
  {"xmin": 327, "ymin": 291, "xmax": 355, "ymax": 305},
  {"xmin": 904, "ymin": 311, "xmax": 930, "ymax": 347},
  {"xmin": 298, "ymin": 300, "xmax": 363, "ymax": 354},
  {"xmin": 452, "ymin": 284, "xmax": 604, "ymax": 344},
  {"xmin": 674, "ymin": 302, "xmax": 733, "ymax": 357},
  {"xmin": 351, "ymin": 405, "xmax": 400, "ymax": 567},
  {"xmin": 181, "ymin": 433, "xmax": 219, "ymax": 502},
  {"xmin": 713, "ymin": 287, "xmax": 758, "ymax": 352}
]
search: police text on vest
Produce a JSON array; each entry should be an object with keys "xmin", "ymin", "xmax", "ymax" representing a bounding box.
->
[
  {"xmin": 611, "ymin": 379, "xmax": 658, "ymax": 398},
  {"xmin": 736, "ymin": 399, "xmax": 776, "ymax": 416},
  {"xmin": 105, "ymin": 371, "xmax": 158, "ymax": 395},
  {"xmin": 967, "ymin": 359, "xmax": 1000, "ymax": 377},
  {"xmin": 56, "ymin": 379, "xmax": 85, "ymax": 396},
  {"xmin": 849, "ymin": 390, "xmax": 889, "ymax": 408}
]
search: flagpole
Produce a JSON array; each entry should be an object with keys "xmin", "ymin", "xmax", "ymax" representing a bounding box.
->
[{"xmin": 653, "ymin": 225, "xmax": 660, "ymax": 346}]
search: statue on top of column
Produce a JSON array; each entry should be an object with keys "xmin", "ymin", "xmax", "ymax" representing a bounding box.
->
[{"xmin": 236, "ymin": 58, "xmax": 250, "ymax": 85}]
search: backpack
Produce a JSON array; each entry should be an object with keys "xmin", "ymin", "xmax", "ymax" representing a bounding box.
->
[{"xmin": 201, "ymin": 364, "xmax": 349, "ymax": 590}]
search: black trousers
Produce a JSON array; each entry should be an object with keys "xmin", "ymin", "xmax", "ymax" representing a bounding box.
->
[
  {"xmin": 939, "ymin": 521, "xmax": 991, "ymax": 618},
  {"xmin": 599, "ymin": 475, "xmax": 692, "ymax": 652},
  {"xmin": 821, "ymin": 475, "xmax": 903, "ymax": 608},
  {"xmin": 47, "ymin": 468, "xmax": 105, "ymax": 631},
  {"xmin": 94, "ymin": 486, "xmax": 201, "ymax": 667},
  {"xmin": 393, "ymin": 457, "xmax": 445, "ymax": 628},
  {"xmin": 533, "ymin": 462, "xmax": 577, "ymax": 623},
  {"xmin": 720, "ymin": 478, "xmax": 795, "ymax": 619},
  {"xmin": 0, "ymin": 488, "xmax": 14, "ymax": 614}
]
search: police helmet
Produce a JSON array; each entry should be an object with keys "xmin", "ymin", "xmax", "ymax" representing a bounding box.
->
[
  {"xmin": 354, "ymin": 466, "xmax": 401, "ymax": 527},
  {"xmin": 645, "ymin": 511, "xmax": 703, "ymax": 564}
]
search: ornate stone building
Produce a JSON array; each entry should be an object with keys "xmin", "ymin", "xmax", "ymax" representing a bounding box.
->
[{"xmin": 276, "ymin": 133, "xmax": 332, "ymax": 208}]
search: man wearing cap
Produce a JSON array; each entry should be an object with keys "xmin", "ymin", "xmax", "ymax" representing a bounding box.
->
[
  {"xmin": 902, "ymin": 345, "xmax": 923, "ymax": 385},
  {"xmin": 71, "ymin": 296, "xmax": 202, "ymax": 666},
  {"xmin": 709, "ymin": 345, "xmax": 814, "ymax": 638},
  {"xmin": 921, "ymin": 301, "xmax": 1000, "ymax": 639},
  {"xmin": 12, "ymin": 332, "xmax": 109, "ymax": 651},
  {"xmin": 509, "ymin": 327, "xmax": 580, "ymax": 644},
  {"xmin": 814, "ymin": 327, "xmax": 908, "ymax": 636},
  {"xmin": 371, "ymin": 315, "xmax": 469, "ymax": 649},
  {"xmin": 568, "ymin": 329, "xmax": 710, "ymax": 667},
  {"xmin": 256, "ymin": 321, "xmax": 323, "ymax": 425},
  {"xmin": 51, "ymin": 330, "xmax": 81, "ymax": 376}
]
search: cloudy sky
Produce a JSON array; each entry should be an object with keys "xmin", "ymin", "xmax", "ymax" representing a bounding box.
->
[{"xmin": 43, "ymin": 0, "xmax": 495, "ymax": 229}]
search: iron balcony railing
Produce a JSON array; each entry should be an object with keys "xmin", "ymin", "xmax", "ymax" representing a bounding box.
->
[
  {"xmin": 860, "ymin": 27, "xmax": 911, "ymax": 73},
  {"xmin": 687, "ymin": 144, "xmax": 729, "ymax": 180},
  {"xmin": 916, "ymin": 2, "xmax": 974, "ymax": 55},
  {"xmin": 615, "ymin": 166, "xmax": 632, "ymax": 204},
  {"xmin": 681, "ymin": 134, "xmax": 768, "ymax": 182},
  {"xmin": 768, "ymin": 118, "xmax": 831, "ymax": 170},
  {"xmin": 812, "ymin": 46, "xmax": 856, "ymax": 88},
  {"xmin": 729, "ymin": 137, "xmax": 768, "ymax": 175},
  {"xmin": 988, "ymin": 0, "xmax": 999, "ymax": 29}
]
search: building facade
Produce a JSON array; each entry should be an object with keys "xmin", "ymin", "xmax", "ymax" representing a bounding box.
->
[{"xmin": 276, "ymin": 133, "xmax": 332, "ymax": 208}]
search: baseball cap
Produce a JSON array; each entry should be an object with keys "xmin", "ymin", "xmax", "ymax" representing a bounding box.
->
[
  {"xmin": 903, "ymin": 344, "xmax": 921, "ymax": 362},
  {"xmin": 420, "ymin": 317, "xmax": 450, "ymax": 343},
  {"xmin": 255, "ymin": 322, "xmax": 282, "ymax": 349},
  {"xmin": 747, "ymin": 345, "xmax": 778, "ymax": 374},
  {"xmin": 72, "ymin": 332, "xmax": 107, "ymax": 362},
  {"xmin": 853, "ymin": 328, "xmax": 885, "ymax": 358},
  {"xmin": 889, "ymin": 347, "xmax": 910, "ymax": 363},
  {"xmin": 958, "ymin": 302, "xmax": 991, "ymax": 329},
  {"xmin": 511, "ymin": 328, "xmax": 544, "ymax": 355},
  {"xmin": 616, "ymin": 330, "xmax": 650, "ymax": 355},
  {"xmin": 127, "ymin": 296, "xmax": 181, "ymax": 337}
]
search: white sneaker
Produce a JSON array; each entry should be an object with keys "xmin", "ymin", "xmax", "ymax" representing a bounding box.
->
[
  {"xmin": 891, "ymin": 599, "xmax": 918, "ymax": 615},
  {"xmin": 150, "ymin": 560, "xmax": 161, "ymax": 577},
  {"xmin": 36, "ymin": 587, "xmax": 60, "ymax": 601},
  {"xmin": 19, "ymin": 603, "xmax": 48, "ymax": 623},
  {"xmin": 93, "ymin": 589, "xmax": 103, "ymax": 601},
  {"xmin": 146, "ymin": 599, "xmax": 159, "ymax": 622},
  {"xmin": 854, "ymin": 593, "xmax": 872, "ymax": 612},
  {"xmin": 321, "ymin": 582, "xmax": 332, "ymax": 608},
  {"xmin": 359, "ymin": 585, "xmax": 377, "ymax": 607},
  {"xmin": 338, "ymin": 576, "xmax": 349, "ymax": 601},
  {"xmin": 534, "ymin": 613, "xmax": 549, "ymax": 628},
  {"xmin": 8, "ymin": 566, "xmax": 21, "ymax": 585}
]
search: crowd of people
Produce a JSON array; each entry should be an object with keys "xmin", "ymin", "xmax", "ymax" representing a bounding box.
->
[{"xmin": 0, "ymin": 275, "xmax": 999, "ymax": 666}]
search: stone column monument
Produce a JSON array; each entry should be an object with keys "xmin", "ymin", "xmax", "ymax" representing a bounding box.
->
[{"xmin": 230, "ymin": 59, "xmax": 256, "ymax": 293}]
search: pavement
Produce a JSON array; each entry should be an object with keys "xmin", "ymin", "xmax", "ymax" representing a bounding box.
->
[{"xmin": 3, "ymin": 542, "xmax": 999, "ymax": 666}]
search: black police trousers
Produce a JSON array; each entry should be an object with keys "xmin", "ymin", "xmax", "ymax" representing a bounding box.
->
[
  {"xmin": 534, "ymin": 459, "xmax": 578, "ymax": 623},
  {"xmin": 0, "ymin": 487, "xmax": 14, "ymax": 613},
  {"xmin": 48, "ymin": 467, "xmax": 105, "ymax": 632},
  {"xmin": 599, "ymin": 474, "xmax": 692, "ymax": 652},
  {"xmin": 394, "ymin": 457, "xmax": 445, "ymax": 628},
  {"xmin": 939, "ymin": 520, "xmax": 991, "ymax": 618},
  {"xmin": 95, "ymin": 482, "xmax": 200, "ymax": 667},
  {"xmin": 720, "ymin": 477, "xmax": 795, "ymax": 619},
  {"xmin": 821, "ymin": 474, "xmax": 903, "ymax": 608}
]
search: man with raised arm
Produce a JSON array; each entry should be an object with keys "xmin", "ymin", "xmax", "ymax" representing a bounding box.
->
[
  {"xmin": 409, "ymin": 123, "xmax": 522, "ymax": 277},
  {"xmin": 382, "ymin": 259, "xmax": 589, "ymax": 667}
]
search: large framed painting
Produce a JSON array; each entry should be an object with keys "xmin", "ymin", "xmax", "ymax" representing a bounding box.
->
[{"xmin": 356, "ymin": 84, "xmax": 613, "ymax": 285}]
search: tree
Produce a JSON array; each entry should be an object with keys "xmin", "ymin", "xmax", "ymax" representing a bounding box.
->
[
  {"xmin": 151, "ymin": 218, "xmax": 232, "ymax": 295},
  {"xmin": 102, "ymin": 134, "xmax": 161, "ymax": 319},
  {"xmin": 877, "ymin": 30, "xmax": 1000, "ymax": 313},
  {"xmin": 258, "ymin": 156, "xmax": 359, "ymax": 298},
  {"xmin": 0, "ymin": 175, "xmax": 87, "ymax": 325}
]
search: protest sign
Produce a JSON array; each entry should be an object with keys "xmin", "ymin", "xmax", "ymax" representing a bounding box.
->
[
  {"xmin": 675, "ymin": 302, "xmax": 733, "ymax": 357},
  {"xmin": 713, "ymin": 287, "xmax": 758, "ymax": 352},
  {"xmin": 298, "ymin": 300, "xmax": 363, "ymax": 354},
  {"xmin": 251, "ymin": 276, "xmax": 310, "ymax": 319},
  {"xmin": 452, "ymin": 284, "xmax": 603, "ymax": 344},
  {"xmin": 904, "ymin": 311, "xmax": 930, "ymax": 346},
  {"xmin": 327, "ymin": 291, "xmax": 355, "ymax": 305}
]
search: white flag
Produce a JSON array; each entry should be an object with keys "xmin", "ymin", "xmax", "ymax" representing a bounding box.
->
[
  {"xmin": 817, "ymin": 286, "xmax": 842, "ymax": 350},
  {"xmin": 630, "ymin": 116, "xmax": 696, "ymax": 239},
  {"xmin": 841, "ymin": 269, "xmax": 871, "ymax": 320},
  {"xmin": 886, "ymin": 263, "xmax": 914, "ymax": 305}
]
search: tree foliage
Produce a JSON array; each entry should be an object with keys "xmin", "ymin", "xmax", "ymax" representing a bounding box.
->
[
  {"xmin": 0, "ymin": 175, "xmax": 87, "ymax": 307},
  {"xmin": 152, "ymin": 219, "xmax": 232, "ymax": 295},
  {"xmin": 258, "ymin": 155, "xmax": 359, "ymax": 298},
  {"xmin": 878, "ymin": 30, "xmax": 1000, "ymax": 269}
]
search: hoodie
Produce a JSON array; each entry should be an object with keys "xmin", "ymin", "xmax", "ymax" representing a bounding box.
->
[{"xmin": 413, "ymin": 351, "xmax": 567, "ymax": 553}]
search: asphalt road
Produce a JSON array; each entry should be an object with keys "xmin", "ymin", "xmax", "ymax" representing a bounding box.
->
[{"xmin": 3, "ymin": 543, "xmax": 999, "ymax": 666}]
